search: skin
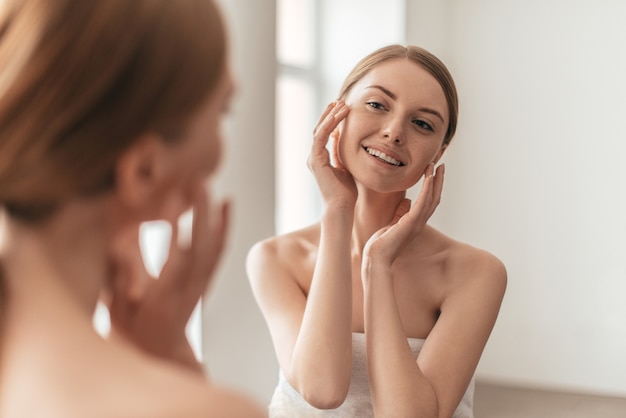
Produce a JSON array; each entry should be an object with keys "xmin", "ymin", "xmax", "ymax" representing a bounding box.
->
[
  {"xmin": 0, "ymin": 64, "xmax": 266, "ymax": 418},
  {"xmin": 248, "ymin": 58, "xmax": 506, "ymax": 417}
]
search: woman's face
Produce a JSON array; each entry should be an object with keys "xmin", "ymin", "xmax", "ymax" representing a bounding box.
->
[{"xmin": 337, "ymin": 58, "xmax": 449, "ymax": 193}]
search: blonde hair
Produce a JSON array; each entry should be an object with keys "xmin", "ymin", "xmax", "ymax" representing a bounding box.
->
[
  {"xmin": 0, "ymin": 0, "xmax": 227, "ymax": 221},
  {"xmin": 338, "ymin": 44, "xmax": 458, "ymax": 145}
]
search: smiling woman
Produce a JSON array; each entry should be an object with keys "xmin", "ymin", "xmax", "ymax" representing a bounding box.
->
[{"xmin": 247, "ymin": 44, "xmax": 506, "ymax": 418}]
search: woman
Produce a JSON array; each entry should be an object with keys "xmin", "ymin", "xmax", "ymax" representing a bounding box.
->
[
  {"xmin": 0, "ymin": 0, "xmax": 265, "ymax": 416},
  {"xmin": 247, "ymin": 45, "xmax": 507, "ymax": 417}
]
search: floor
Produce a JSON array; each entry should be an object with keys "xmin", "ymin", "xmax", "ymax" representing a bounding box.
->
[{"xmin": 474, "ymin": 382, "xmax": 626, "ymax": 418}]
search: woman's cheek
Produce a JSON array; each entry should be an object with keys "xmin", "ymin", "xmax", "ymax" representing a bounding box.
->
[
  {"xmin": 336, "ymin": 114, "xmax": 357, "ymax": 159},
  {"xmin": 187, "ymin": 132, "xmax": 222, "ymax": 182},
  {"xmin": 204, "ymin": 131, "xmax": 223, "ymax": 176}
]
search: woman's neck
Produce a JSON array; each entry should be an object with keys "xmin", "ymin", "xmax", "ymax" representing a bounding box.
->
[
  {"xmin": 351, "ymin": 187, "xmax": 406, "ymax": 256},
  {"xmin": 1, "ymin": 201, "xmax": 111, "ymax": 320}
]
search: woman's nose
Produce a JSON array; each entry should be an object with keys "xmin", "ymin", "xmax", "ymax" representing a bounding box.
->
[{"xmin": 382, "ymin": 116, "xmax": 404, "ymax": 144}]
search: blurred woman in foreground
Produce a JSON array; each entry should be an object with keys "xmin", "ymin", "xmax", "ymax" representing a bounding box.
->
[{"xmin": 0, "ymin": 1, "xmax": 265, "ymax": 416}]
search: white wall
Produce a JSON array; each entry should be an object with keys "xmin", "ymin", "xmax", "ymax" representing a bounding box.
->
[
  {"xmin": 408, "ymin": 0, "xmax": 626, "ymax": 396},
  {"xmin": 201, "ymin": 0, "xmax": 278, "ymax": 404}
]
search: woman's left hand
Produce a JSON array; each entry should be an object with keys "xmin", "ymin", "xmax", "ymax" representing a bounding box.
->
[
  {"xmin": 103, "ymin": 184, "xmax": 230, "ymax": 374},
  {"xmin": 363, "ymin": 163, "xmax": 445, "ymax": 270}
]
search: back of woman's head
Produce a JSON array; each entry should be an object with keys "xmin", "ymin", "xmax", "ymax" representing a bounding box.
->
[
  {"xmin": 338, "ymin": 44, "xmax": 458, "ymax": 146},
  {"xmin": 0, "ymin": 0, "xmax": 226, "ymax": 221}
]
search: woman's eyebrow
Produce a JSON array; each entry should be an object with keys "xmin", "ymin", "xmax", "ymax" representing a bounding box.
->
[
  {"xmin": 419, "ymin": 107, "xmax": 444, "ymax": 123},
  {"xmin": 366, "ymin": 84, "xmax": 445, "ymax": 123},
  {"xmin": 366, "ymin": 85, "xmax": 397, "ymax": 100}
]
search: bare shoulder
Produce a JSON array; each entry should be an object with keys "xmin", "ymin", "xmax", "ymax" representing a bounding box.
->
[
  {"xmin": 135, "ymin": 357, "xmax": 266, "ymax": 418},
  {"xmin": 429, "ymin": 227, "xmax": 507, "ymax": 299},
  {"xmin": 1, "ymin": 335, "xmax": 266, "ymax": 418},
  {"xmin": 445, "ymin": 238, "xmax": 507, "ymax": 304},
  {"xmin": 246, "ymin": 224, "xmax": 320, "ymax": 283},
  {"xmin": 248, "ymin": 224, "xmax": 320, "ymax": 260},
  {"xmin": 123, "ymin": 372, "xmax": 266, "ymax": 418},
  {"xmin": 100, "ymin": 346, "xmax": 267, "ymax": 417},
  {"xmin": 200, "ymin": 384, "xmax": 267, "ymax": 417},
  {"xmin": 451, "ymin": 240, "xmax": 505, "ymax": 282},
  {"xmin": 145, "ymin": 372, "xmax": 267, "ymax": 418}
]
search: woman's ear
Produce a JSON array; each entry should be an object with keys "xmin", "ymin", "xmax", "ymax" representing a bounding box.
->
[{"xmin": 114, "ymin": 134, "xmax": 168, "ymax": 213}]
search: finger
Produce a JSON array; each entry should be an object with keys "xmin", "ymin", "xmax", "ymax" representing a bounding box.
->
[
  {"xmin": 149, "ymin": 206, "xmax": 197, "ymax": 320},
  {"xmin": 201, "ymin": 199, "xmax": 230, "ymax": 289},
  {"xmin": 420, "ymin": 163, "xmax": 444, "ymax": 221},
  {"xmin": 430, "ymin": 163, "xmax": 445, "ymax": 212},
  {"xmin": 107, "ymin": 251, "xmax": 133, "ymax": 324},
  {"xmin": 388, "ymin": 198, "xmax": 414, "ymax": 243},
  {"xmin": 407, "ymin": 162, "xmax": 445, "ymax": 227},
  {"xmin": 313, "ymin": 100, "xmax": 349, "ymax": 134},
  {"xmin": 331, "ymin": 101, "xmax": 350, "ymax": 129},
  {"xmin": 407, "ymin": 163, "xmax": 435, "ymax": 221},
  {"xmin": 313, "ymin": 101, "xmax": 337, "ymax": 135},
  {"xmin": 192, "ymin": 192, "xmax": 229, "ymax": 279},
  {"xmin": 106, "ymin": 227, "xmax": 143, "ymax": 314},
  {"xmin": 190, "ymin": 183, "xmax": 210, "ymax": 259},
  {"xmin": 425, "ymin": 161, "xmax": 435, "ymax": 178},
  {"xmin": 167, "ymin": 183, "xmax": 209, "ymax": 291},
  {"xmin": 312, "ymin": 102, "xmax": 349, "ymax": 148},
  {"xmin": 185, "ymin": 188, "xmax": 230, "ymax": 306},
  {"xmin": 156, "ymin": 212, "xmax": 186, "ymax": 290},
  {"xmin": 309, "ymin": 102, "xmax": 350, "ymax": 170},
  {"xmin": 331, "ymin": 131, "xmax": 344, "ymax": 169}
]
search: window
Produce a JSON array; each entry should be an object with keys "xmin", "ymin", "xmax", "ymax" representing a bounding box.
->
[
  {"xmin": 276, "ymin": 0, "xmax": 320, "ymax": 234},
  {"xmin": 275, "ymin": 0, "xmax": 406, "ymax": 234}
]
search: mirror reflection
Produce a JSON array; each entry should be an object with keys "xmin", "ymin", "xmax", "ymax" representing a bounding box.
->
[{"xmin": 205, "ymin": 0, "xmax": 626, "ymax": 417}]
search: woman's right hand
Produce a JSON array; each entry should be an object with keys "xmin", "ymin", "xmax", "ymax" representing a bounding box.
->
[
  {"xmin": 307, "ymin": 101, "xmax": 356, "ymax": 210},
  {"xmin": 104, "ymin": 184, "xmax": 229, "ymax": 374}
]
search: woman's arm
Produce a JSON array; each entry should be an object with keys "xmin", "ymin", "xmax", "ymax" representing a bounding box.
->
[
  {"xmin": 362, "ymin": 164, "xmax": 506, "ymax": 417},
  {"xmin": 363, "ymin": 252, "xmax": 506, "ymax": 418},
  {"xmin": 363, "ymin": 261, "xmax": 439, "ymax": 417},
  {"xmin": 247, "ymin": 101, "xmax": 357, "ymax": 409},
  {"xmin": 247, "ymin": 207, "xmax": 353, "ymax": 409},
  {"xmin": 416, "ymin": 254, "xmax": 506, "ymax": 417}
]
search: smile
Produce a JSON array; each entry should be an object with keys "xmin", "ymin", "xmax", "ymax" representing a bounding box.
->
[{"xmin": 364, "ymin": 146, "xmax": 404, "ymax": 166}]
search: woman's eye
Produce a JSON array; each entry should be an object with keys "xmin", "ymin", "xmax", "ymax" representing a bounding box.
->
[
  {"xmin": 366, "ymin": 101, "xmax": 385, "ymax": 110},
  {"xmin": 413, "ymin": 119, "xmax": 433, "ymax": 131}
]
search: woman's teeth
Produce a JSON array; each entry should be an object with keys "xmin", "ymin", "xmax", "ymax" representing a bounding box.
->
[{"xmin": 365, "ymin": 147, "xmax": 403, "ymax": 166}]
